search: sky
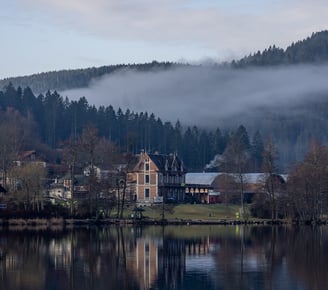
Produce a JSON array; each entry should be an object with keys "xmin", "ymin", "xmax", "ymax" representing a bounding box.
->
[{"xmin": 1, "ymin": 0, "xmax": 328, "ymax": 79}]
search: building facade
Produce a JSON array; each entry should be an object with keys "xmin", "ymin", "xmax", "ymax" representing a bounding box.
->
[{"xmin": 133, "ymin": 152, "xmax": 186, "ymax": 205}]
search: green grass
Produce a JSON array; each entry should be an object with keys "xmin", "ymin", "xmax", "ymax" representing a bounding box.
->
[{"xmin": 127, "ymin": 203, "xmax": 242, "ymax": 221}]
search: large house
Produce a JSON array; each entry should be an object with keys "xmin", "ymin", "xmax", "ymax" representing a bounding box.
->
[{"xmin": 133, "ymin": 152, "xmax": 186, "ymax": 205}]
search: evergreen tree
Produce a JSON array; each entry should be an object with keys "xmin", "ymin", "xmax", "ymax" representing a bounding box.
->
[{"xmin": 251, "ymin": 130, "xmax": 264, "ymax": 172}]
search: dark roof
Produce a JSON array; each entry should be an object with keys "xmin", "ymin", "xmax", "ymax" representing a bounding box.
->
[
  {"xmin": 148, "ymin": 153, "xmax": 185, "ymax": 173},
  {"xmin": 0, "ymin": 185, "xmax": 7, "ymax": 193},
  {"xmin": 19, "ymin": 150, "xmax": 36, "ymax": 159}
]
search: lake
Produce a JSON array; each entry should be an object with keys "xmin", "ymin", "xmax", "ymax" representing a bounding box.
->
[{"xmin": 0, "ymin": 225, "xmax": 327, "ymax": 290}]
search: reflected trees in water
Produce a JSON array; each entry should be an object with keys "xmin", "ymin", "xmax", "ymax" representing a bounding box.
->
[{"xmin": 1, "ymin": 225, "xmax": 328, "ymax": 290}]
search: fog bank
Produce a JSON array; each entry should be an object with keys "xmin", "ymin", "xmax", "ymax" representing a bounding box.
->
[{"xmin": 62, "ymin": 64, "xmax": 328, "ymax": 128}]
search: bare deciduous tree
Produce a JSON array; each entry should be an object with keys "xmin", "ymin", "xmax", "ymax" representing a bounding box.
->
[
  {"xmin": 116, "ymin": 153, "xmax": 137, "ymax": 219},
  {"xmin": 220, "ymin": 126, "xmax": 251, "ymax": 217},
  {"xmin": 288, "ymin": 141, "xmax": 328, "ymax": 222},
  {"xmin": 80, "ymin": 124, "xmax": 100, "ymax": 217},
  {"xmin": 10, "ymin": 163, "xmax": 47, "ymax": 212},
  {"xmin": 262, "ymin": 137, "xmax": 279, "ymax": 220},
  {"xmin": 62, "ymin": 136, "xmax": 80, "ymax": 216},
  {"xmin": 0, "ymin": 108, "xmax": 31, "ymax": 188}
]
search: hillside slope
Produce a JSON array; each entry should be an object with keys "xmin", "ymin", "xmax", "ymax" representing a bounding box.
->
[
  {"xmin": 234, "ymin": 30, "xmax": 328, "ymax": 67},
  {"xmin": 0, "ymin": 61, "xmax": 177, "ymax": 94}
]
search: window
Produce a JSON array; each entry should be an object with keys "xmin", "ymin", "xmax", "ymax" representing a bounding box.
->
[
  {"xmin": 145, "ymin": 163, "xmax": 150, "ymax": 171},
  {"xmin": 145, "ymin": 174, "xmax": 150, "ymax": 184},
  {"xmin": 145, "ymin": 188, "xmax": 150, "ymax": 199}
]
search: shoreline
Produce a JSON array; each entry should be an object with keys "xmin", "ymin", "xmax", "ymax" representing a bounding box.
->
[{"xmin": 0, "ymin": 217, "xmax": 327, "ymax": 230}]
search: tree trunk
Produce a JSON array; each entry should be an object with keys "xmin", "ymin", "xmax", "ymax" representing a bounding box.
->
[
  {"xmin": 116, "ymin": 182, "xmax": 120, "ymax": 219},
  {"xmin": 119, "ymin": 185, "xmax": 126, "ymax": 219}
]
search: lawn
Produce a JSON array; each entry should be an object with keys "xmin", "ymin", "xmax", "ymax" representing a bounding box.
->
[{"xmin": 128, "ymin": 203, "xmax": 242, "ymax": 221}]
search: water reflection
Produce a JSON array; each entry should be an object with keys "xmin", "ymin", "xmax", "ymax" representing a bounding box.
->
[{"xmin": 0, "ymin": 226, "xmax": 328, "ymax": 290}]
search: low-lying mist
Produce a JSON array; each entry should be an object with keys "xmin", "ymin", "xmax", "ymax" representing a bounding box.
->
[{"xmin": 61, "ymin": 64, "xmax": 328, "ymax": 129}]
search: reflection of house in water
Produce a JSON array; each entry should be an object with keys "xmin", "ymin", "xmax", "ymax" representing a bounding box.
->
[
  {"xmin": 130, "ymin": 237, "xmax": 159, "ymax": 290},
  {"xmin": 185, "ymin": 237, "xmax": 214, "ymax": 273},
  {"xmin": 185, "ymin": 237, "xmax": 211, "ymax": 256},
  {"xmin": 129, "ymin": 234, "xmax": 212, "ymax": 289},
  {"xmin": 48, "ymin": 238, "xmax": 72, "ymax": 271}
]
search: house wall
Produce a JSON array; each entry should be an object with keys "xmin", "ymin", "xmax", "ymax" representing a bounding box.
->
[
  {"xmin": 48, "ymin": 187, "xmax": 71, "ymax": 201},
  {"xmin": 185, "ymin": 186, "xmax": 211, "ymax": 203},
  {"xmin": 136, "ymin": 154, "xmax": 159, "ymax": 204},
  {"xmin": 49, "ymin": 188, "xmax": 65, "ymax": 199}
]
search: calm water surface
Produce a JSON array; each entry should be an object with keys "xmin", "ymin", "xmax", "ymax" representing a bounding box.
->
[{"xmin": 0, "ymin": 225, "xmax": 327, "ymax": 290}]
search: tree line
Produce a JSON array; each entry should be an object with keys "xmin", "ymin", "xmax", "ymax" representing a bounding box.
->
[
  {"xmin": 0, "ymin": 84, "xmax": 266, "ymax": 172},
  {"xmin": 233, "ymin": 30, "xmax": 328, "ymax": 67}
]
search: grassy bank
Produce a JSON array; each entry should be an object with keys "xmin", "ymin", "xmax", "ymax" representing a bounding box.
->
[
  {"xmin": 126, "ymin": 204, "xmax": 242, "ymax": 221},
  {"xmin": 0, "ymin": 204, "xmax": 265, "ymax": 230}
]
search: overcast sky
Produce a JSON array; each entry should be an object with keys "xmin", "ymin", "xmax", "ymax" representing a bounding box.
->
[{"xmin": 1, "ymin": 0, "xmax": 328, "ymax": 79}]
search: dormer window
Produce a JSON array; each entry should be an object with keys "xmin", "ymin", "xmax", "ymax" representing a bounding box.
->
[
  {"xmin": 165, "ymin": 159, "xmax": 169, "ymax": 171},
  {"xmin": 172, "ymin": 160, "xmax": 177, "ymax": 172},
  {"xmin": 171, "ymin": 153, "xmax": 178, "ymax": 172}
]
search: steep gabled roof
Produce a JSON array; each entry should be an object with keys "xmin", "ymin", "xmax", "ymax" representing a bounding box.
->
[
  {"xmin": 148, "ymin": 153, "xmax": 185, "ymax": 172},
  {"xmin": 133, "ymin": 152, "xmax": 186, "ymax": 173},
  {"xmin": 19, "ymin": 150, "xmax": 36, "ymax": 160}
]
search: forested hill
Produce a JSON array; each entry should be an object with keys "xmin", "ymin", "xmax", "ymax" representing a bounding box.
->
[
  {"xmin": 234, "ymin": 30, "xmax": 328, "ymax": 67},
  {"xmin": 0, "ymin": 61, "xmax": 178, "ymax": 94},
  {"xmin": 0, "ymin": 84, "xmax": 265, "ymax": 172}
]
